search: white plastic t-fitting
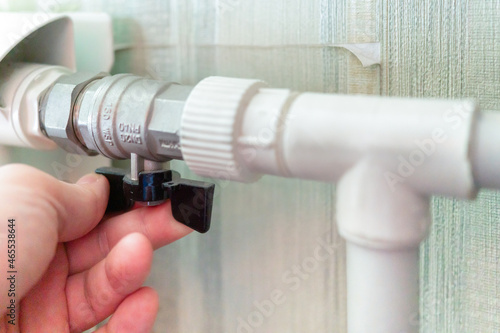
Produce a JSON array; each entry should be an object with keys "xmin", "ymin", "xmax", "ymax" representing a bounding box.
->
[{"xmin": 181, "ymin": 76, "xmax": 479, "ymax": 333}]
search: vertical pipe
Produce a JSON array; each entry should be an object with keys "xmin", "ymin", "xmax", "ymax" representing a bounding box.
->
[{"xmin": 346, "ymin": 242, "xmax": 420, "ymax": 333}]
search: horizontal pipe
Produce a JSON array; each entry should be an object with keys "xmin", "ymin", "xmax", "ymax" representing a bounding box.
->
[
  {"xmin": 238, "ymin": 89, "xmax": 478, "ymax": 198},
  {"xmin": 471, "ymin": 111, "xmax": 500, "ymax": 190}
]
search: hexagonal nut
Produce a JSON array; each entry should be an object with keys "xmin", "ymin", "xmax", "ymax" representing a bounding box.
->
[
  {"xmin": 41, "ymin": 72, "xmax": 108, "ymax": 155},
  {"xmin": 147, "ymin": 84, "xmax": 193, "ymax": 160}
]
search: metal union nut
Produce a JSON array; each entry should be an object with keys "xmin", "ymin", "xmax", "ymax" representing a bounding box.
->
[
  {"xmin": 148, "ymin": 84, "xmax": 193, "ymax": 160},
  {"xmin": 41, "ymin": 72, "xmax": 107, "ymax": 155}
]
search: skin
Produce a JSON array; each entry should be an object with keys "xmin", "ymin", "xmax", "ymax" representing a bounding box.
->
[{"xmin": 0, "ymin": 164, "xmax": 193, "ymax": 332}]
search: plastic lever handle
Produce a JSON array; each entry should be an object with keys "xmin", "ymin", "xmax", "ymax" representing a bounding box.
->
[
  {"xmin": 95, "ymin": 167, "xmax": 215, "ymax": 233},
  {"xmin": 95, "ymin": 167, "xmax": 133, "ymax": 212},
  {"xmin": 164, "ymin": 179, "xmax": 215, "ymax": 234}
]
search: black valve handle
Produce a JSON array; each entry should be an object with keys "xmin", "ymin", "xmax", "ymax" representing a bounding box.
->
[{"xmin": 95, "ymin": 167, "xmax": 215, "ymax": 233}]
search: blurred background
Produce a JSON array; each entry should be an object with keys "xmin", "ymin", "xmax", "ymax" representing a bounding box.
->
[{"xmin": 1, "ymin": 0, "xmax": 499, "ymax": 332}]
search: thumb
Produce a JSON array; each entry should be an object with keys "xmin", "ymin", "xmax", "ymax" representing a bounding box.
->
[
  {"xmin": 0, "ymin": 164, "xmax": 110, "ymax": 241},
  {"xmin": 65, "ymin": 172, "xmax": 111, "ymax": 241}
]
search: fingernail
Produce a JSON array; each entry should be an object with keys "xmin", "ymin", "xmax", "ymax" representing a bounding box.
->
[{"xmin": 77, "ymin": 173, "xmax": 101, "ymax": 185}]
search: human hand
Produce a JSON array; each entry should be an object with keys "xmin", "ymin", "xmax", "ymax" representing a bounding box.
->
[{"xmin": 0, "ymin": 164, "xmax": 192, "ymax": 332}]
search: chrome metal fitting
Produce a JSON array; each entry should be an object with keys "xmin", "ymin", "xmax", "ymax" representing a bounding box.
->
[
  {"xmin": 40, "ymin": 72, "xmax": 107, "ymax": 155},
  {"xmin": 40, "ymin": 70, "xmax": 193, "ymax": 162},
  {"xmin": 73, "ymin": 74, "xmax": 192, "ymax": 161},
  {"xmin": 148, "ymin": 84, "xmax": 192, "ymax": 160}
]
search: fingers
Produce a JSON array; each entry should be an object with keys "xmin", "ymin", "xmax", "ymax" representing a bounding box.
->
[
  {"xmin": 0, "ymin": 165, "xmax": 109, "ymax": 311},
  {"xmin": 66, "ymin": 201, "xmax": 192, "ymax": 275},
  {"xmin": 66, "ymin": 233, "xmax": 153, "ymax": 333},
  {"xmin": 94, "ymin": 287, "xmax": 159, "ymax": 333}
]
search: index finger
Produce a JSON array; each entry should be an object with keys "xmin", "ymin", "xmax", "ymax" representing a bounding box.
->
[{"xmin": 65, "ymin": 200, "xmax": 193, "ymax": 275}]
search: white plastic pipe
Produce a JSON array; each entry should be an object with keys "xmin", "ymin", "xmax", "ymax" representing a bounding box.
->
[
  {"xmin": 0, "ymin": 62, "xmax": 69, "ymax": 149},
  {"xmin": 334, "ymin": 156, "xmax": 429, "ymax": 332},
  {"xmin": 471, "ymin": 111, "xmax": 500, "ymax": 190},
  {"xmin": 347, "ymin": 243, "xmax": 419, "ymax": 333}
]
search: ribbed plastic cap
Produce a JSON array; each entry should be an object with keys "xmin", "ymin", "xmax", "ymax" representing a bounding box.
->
[{"xmin": 180, "ymin": 76, "xmax": 267, "ymax": 182}]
